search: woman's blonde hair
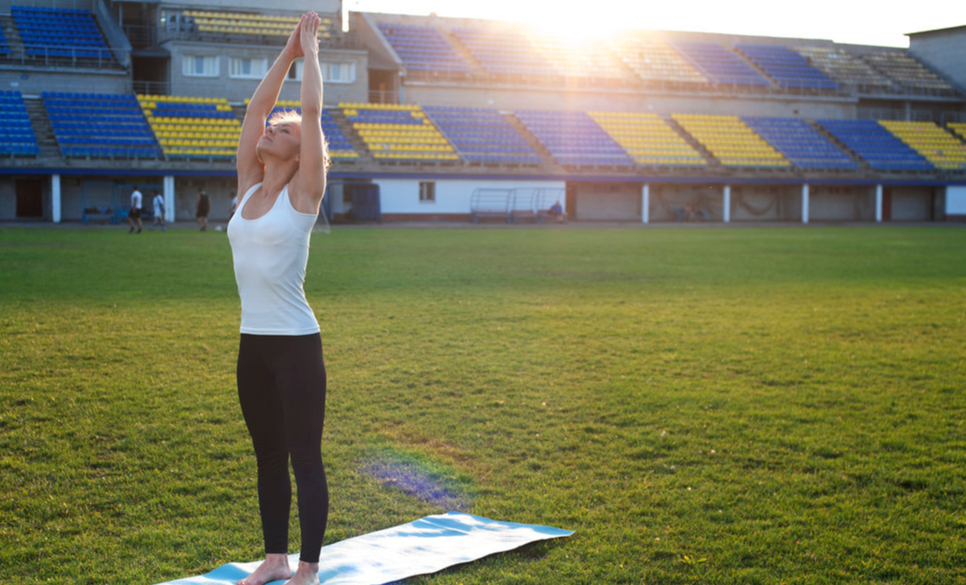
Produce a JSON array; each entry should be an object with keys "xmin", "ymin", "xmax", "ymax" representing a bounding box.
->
[{"xmin": 266, "ymin": 109, "xmax": 331, "ymax": 169}]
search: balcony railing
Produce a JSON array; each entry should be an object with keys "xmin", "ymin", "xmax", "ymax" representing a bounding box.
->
[{"xmin": 0, "ymin": 44, "xmax": 127, "ymax": 70}]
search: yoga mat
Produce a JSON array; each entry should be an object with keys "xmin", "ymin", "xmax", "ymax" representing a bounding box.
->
[{"xmin": 154, "ymin": 511, "xmax": 573, "ymax": 585}]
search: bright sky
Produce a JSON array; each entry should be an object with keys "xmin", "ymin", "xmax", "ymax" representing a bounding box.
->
[{"xmin": 345, "ymin": 0, "xmax": 962, "ymax": 48}]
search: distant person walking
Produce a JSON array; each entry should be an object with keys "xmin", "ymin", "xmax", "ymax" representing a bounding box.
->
[
  {"xmin": 152, "ymin": 191, "xmax": 166, "ymax": 231},
  {"xmin": 195, "ymin": 188, "xmax": 210, "ymax": 231},
  {"xmin": 127, "ymin": 185, "xmax": 143, "ymax": 234},
  {"xmin": 227, "ymin": 12, "xmax": 330, "ymax": 585}
]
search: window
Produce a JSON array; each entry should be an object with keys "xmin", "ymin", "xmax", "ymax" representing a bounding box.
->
[
  {"xmin": 230, "ymin": 57, "xmax": 268, "ymax": 79},
  {"xmin": 183, "ymin": 55, "xmax": 218, "ymax": 77},
  {"xmin": 419, "ymin": 182, "xmax": 435, "ymax": 203},
  {"xmin": 288, "ymin": 59, "xmax": 304, "ymax": 81},
  {"xmin": 285, "ymin": 61, "xmax": 356, "ymax": 83},
  {"xmin": 324, "ymin": 62, "xmax": 356, "ymax": 84}
]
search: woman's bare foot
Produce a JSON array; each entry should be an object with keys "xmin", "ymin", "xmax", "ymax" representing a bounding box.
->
[
  {"xmin": 285, "ymin": 561, "xmax": 320, "ymax": 585},
  {"xmin": 237, "ymin": 553, "xmax": 292, "ymax": 585}
]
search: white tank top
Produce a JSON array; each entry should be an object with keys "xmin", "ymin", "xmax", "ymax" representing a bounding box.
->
[{"xmin": 227, "ymin": 183, "xmax": 320, "ymax": 335}]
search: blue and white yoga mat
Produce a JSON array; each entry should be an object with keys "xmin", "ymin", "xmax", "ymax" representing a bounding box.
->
[{"xmin": 155, "ymin": 512, "xmax": 573, "ymax": 585}]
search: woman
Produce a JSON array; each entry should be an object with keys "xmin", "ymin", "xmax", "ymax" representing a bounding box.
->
[{"xmin": 227, "ymin": 12, "xmax": 329, "ymax": 585}]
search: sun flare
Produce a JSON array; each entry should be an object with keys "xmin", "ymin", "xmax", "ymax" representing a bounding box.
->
[{"xmin": 526, "ymin": 12, "xmax": 623, "ymax": 45}]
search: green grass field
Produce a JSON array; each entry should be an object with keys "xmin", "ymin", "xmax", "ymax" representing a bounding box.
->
[{"xmin": 1, "ymin": 225, "xmax": 964, "ymax": 585}]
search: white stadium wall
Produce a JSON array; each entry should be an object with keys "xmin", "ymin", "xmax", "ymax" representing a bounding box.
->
[
  {"xmin": 373, "ymin": 178, "xmax": 566, "ymax": 221},
  {"xmin": 946, "ymin": 186, "xmax": 966, "ymax": 220}
]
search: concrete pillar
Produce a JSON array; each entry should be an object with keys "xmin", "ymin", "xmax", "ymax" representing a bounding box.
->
[
  {"xmin": 641, "ymin": 183, "xmax": 649, "ymax": 224},
  {"xmin": 723, "ymin": 184, "xmax": 731, "ymax": 223},
  {"xmin": 802, "ymin": 184, "xmax": 810, "ymax": 224},
  {"xmin": 875, "ymin": 184, "xmax": 883, "ymax": 222},
  {"xmin": 51, "ymin": 174, "xmax": 61, "ymax": 223},
  {"xmin": 163, "ymin": 175, "xmax": 175, "ymax": 222}
]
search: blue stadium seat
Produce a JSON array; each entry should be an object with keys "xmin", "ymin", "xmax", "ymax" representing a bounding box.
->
[
  {"xmin": 43, "ymin": 92, "xmax": 161, "ymax": 159},
  {"xmin": 12, "ymin": 5, "xmax": 113, "ymax": 62},
  {"xmin": 377, "ymin": 24, "xmax": 471, "ymax": 74},
  {"xmin": 515, "ymin": 110, "xmax": 633, "ymax": 167},
  {"xmin": 743, "ymin": 117, "xmax": 856, "ymax": 169},
  {"xmin": 452, "ymin": 28, "xmax": 558, "ymax": 77},
  {"xmin": 817, "ymin": 119, "xmax": 933, "ymax": 171},
  {"xmin": 0, "ymin": 91, "xmax": 40, "ymax": 156},
  {"xmin": 670, "ymin": 41, "xmax": 770, "ymax": 86},
  {"xmin": 736, "ymin": 44, "xmax": 838, "ymax": 90},
  {"xmin": 423, "ymin": 106, "xmax": 542, "ymax": 165}
]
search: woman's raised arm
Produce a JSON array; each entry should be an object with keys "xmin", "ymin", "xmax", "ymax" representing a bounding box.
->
[
  {"xmin": 290, "ymin": 13, "xmax": 327, "ymax": 212},
  {"xmin": 236, "ymin": 14, "xmax": 306, "ymax": 196}
]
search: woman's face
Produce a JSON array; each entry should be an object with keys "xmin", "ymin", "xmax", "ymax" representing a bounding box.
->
[{"xmin": 257, "ymin": 121, "xmax": 302, "ymax": 163}]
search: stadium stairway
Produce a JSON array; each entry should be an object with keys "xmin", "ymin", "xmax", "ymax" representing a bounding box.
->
[
  {"xmin": 665, "ymin": 116, "xmax": 718, "ymax": 168},
  {"xmin": 808, "ymin": 120, "xmax": 869, "ymax": 171},
  {"xmin": 443, "ymin": 30, "xmax": 489, "ymax": 79},
  {"xmin": 326, "ymin": 107, "xmax": 376, "ymax": 165},
  {"xmin": 23, "ymin": 97, "xmax": 61, "ymax": 160},
  {"xmin": 504, "ymin": 113, "xmax": 557, "ymax": 171},
  {"xmin": 0, "ymin": 14, "xmax": 22, "ymax": 52},
  {"xmin": 732, "ymin": 48, "xmax": 778, "ymax": 90}
]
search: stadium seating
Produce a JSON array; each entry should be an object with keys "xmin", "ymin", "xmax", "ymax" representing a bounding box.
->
[
  {"xmin": 0, "ymin": 91, "xmax": 39, "ymax": 156},
  {"xmin": 514, "ymin": 110, "xmax": 634, "ymax": 167},
  {"xmin": 139, "ymin": 95, "xmax": 240, "ymax": 158},
  {"xmin": 452, "ymin": 27, "xmax": 560, "ymax": 77},
  {"xmin": 589, "ymin": 112, "xmax": 706, "ymax": 166},
  {"xmin": 947, "ymin": 122, "xmax": 966, "ymax": 143},
  {"xmin": 673, "ymin": 114, "xmax": 789, "ymax": 167},
  {"xmin": 525, "ymin": 33, "xmax": 632, "ymax": 82},
  {"xmin": 793, "ymin": 47, "xmax": 893, "ymax": 92},
  {"xmin": 608, "ymin": 36, "xmax": 707, "ymax": 84},
  {"xmin": 320, "ymin": 109, "xmax": 358, "ymax": 161},
  {"xmin": 817, "ymin": 119, "xmax": 933, "ymax": 171},
  {"xmin": 736, "ymin": 44, "xmax": 837, "ymax": 90},
  {"xmin": 377, "ymin": 24, "xmax": 471, "ymax": 73},
  {"xmin": 180, "ymin": 10, "xmax": 334, "ymax": 39},
  {"xmin": 12, "ymin": 6, "xmax": 112, "ymax": 60},
  {"xmin": 861, "ymin": 52, "xmax": 955, "ymax": 93},
  {"xmin": 43, "ymin": 92, "xmax": 160, "ymax": 158},
  {"xmin": 0, "ymin": 26, "xmax": 9, "ymax": 56},
  {"xmin": 423, "ymin": 106, "xmax": 541, "ymax": 165},
  {"xmin": 669, "ymin": 41, "xmax": 770, "ymax": 86},
  {"xmin": 341, "ymin": 103, "xmax": 459, "ymax": 162},
  {"xmin": 742, "ymin": 117, "xmax": 856, "ymax": 170},
  {"xmin": 268, "ymin": 100, "xmax": 359, "ymax": 161},
  {"xmin": 878, "ymin": 121, "xmax": 966, "ymax": 171}
]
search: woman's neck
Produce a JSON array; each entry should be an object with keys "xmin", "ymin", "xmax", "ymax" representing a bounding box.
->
[{"xmin": 260, "ymin": 163, "xmax": 298, "ymax": 196}]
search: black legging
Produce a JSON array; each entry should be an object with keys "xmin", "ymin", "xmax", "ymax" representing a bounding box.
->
[{"xmin": 237, "ymin": 333, "xmax": 329, "ymax": 563}]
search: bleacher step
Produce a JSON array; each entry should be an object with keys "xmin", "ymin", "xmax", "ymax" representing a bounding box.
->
[
  {"xmin": 809, "ymin": 121, "xmax": 869, "ymax": 170},
  {"xmin": 444, "ymin": 30, "xmax": 489, "ymax": 79},
  {"xmin": 23, "ymin": 97, "xmax": 62, "ymax": 160},
  {"xmin": 504, "ymin": 113, "xmax": 558, "ymax": 170},
  {"xmin": 665, "ymin": 116, "xmax": 719, "ymax": 168},
  {"xmin": 327, "ymin": 108, "xmax": 375, "ymax": 164},
  {"xmin": 0, "ymin": 15, "xmax": 22, "ymax": 48}
]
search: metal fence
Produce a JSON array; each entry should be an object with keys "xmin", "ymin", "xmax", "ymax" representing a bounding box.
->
[{"xmin": 0, "ymin": 45, "xmax": 127, "ymax": 70}]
